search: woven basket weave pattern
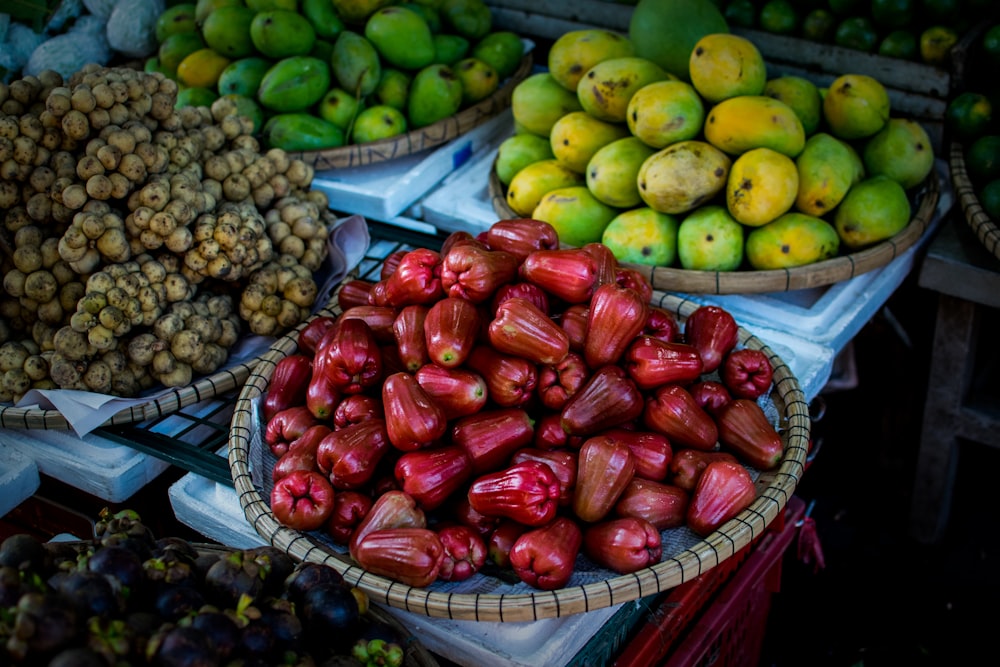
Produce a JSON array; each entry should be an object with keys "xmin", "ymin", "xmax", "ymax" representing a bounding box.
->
[{"xmin": 228, "ymin": 285, "xmax": 811, "ymax": 622}]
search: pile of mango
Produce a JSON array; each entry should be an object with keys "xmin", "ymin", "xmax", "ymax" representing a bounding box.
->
[
  {"xmin": 497, "ymin": 27, "xmax": 936, "ymax": 273},
  {"xmin": 150, "ymin": 0, "xmax": 526, "ymax": 152}
]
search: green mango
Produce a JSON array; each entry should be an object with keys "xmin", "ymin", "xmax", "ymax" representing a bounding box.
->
[
  {"xmin": 453, "ymin": 57, "xmax": 497, "ymax": 105},
  {"xmin": 602, "ymin": 207, "xmax": 680, "ymax": 267},
  {"xmin": 311, "ymin": 39, "xmax": 335, "ymax": 63},
  {"xmin": 158, "ymin": 31, "xmax": 206, "ymax": 73},
  {"xmin": 331, "ymin": 31, "xmax": 382, "ymax": 97},
  {"xmin": 195, "ymin": 0, "xmax": 243, "ymax": 23},
  {"xmin": 175, "ymin": 86, "xmax": 218, "ymax": 109},
  {"xmin": 677, "ymin": 205, "xmax": 745, "ymax": 271},
  {"xmin": 432, "ymin": 33, "xmax": 470, "ymax": 66},
  {"xmin": 251, "ymin": 9, "xmax": 317, "ymax": 58},
  {"xmin": 202, "ymin": 5, "xmax": 256, "ymax": 58},
  {"xmin": 155, "ymin": 3, "xmax": 198, "ymax": 43},
  {"xmin": 586, "ymin": 136, "xmax": 657, "ymax": 209},
  {"xmin": 833, "ymin": 175, "xmax": 911, "ymax": 250},
  {"xmin": 365, "ymin": 6, "xmax": 435, "ymax": 70},
  {"xmin": 495, "ymin": 133, "xmax": 554, "ymax": 186},
  {"xmin": 144, "ymin": 57, "xmax": 175, "ymax": 79},
  {"xmin": 257, "ymin": 56, "xmax": 331, "ymax": 112},
  {"xmin": 246, "ymin": 0, "xmax": 297, "ymax": 10},
  {"xmin": 217, "ymin": 57, "xmax": 271, "ymax": 97},
  {"xmin": 511, "ymin": 72, "xmax": 583, "ymax": 138},
  {"xmin": 318, "ymin": 88, "xmax": 364, "ymax": 130},
  {"xmin": 374, "ymin": 68, "xmax": 412, "ymax": 110},
  {"xmin": 472, "ymin": 31, "xmax": 524, "ymax": 80},
  {"xmin": 440, "ymin": 0, "xmax": 492, "ymax": 40},
  {"xmin": 264, "ymin": 113, "xmax": 346, "ymax": 151},
  {"xmin": 577, "ymin": 56, "xmax": 671, "ymax": 124},
  {"xmin": 407, "ymin": 63, "xmax": 463, "ymax": 128},
  {"xmin": 532, "ymin": 185, "xmax": 619, "ymax": 248},
  {"xmin": 332, "ymin": 0, "xmax": 395, "ymax": 24},
  {"xmin": 352, "ymin": 105, "xmax": 409, "ymax": 143},
  {"xmin": 400, "ymin": 2, "xmax": 441, "ymax": 33},
  {"xmin": 302, "ymin": 0, "xmax": 346, "ymax": 40},
  {"xmin": 794, "ymin": 132, "xmax": 863, "ymax": 218}
]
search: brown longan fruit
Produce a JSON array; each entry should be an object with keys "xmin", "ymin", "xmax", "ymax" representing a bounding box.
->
[
  {"xmin": 90, "ymin": 83, "xmax": 114, "ymax": 110},
  {"xmin": 12, "ymin": 136, "xmax": 36, "ymax": 165},
  {"xmin": 88, "ymin": 107, "xmax": 110, "ymax": 131},
  {"xmin": 86, "ymin": 174, "xmax": 113, "ymax": 200},
  {"xmin": 28, "ymin": 165, "xmax": 55, "ymax": 192},
  {"xmin": 71, "ymin": 85, "xmax": 97, "ymax": 113},
  {"xmin": 0, "ymin": 181, "xmax": 18, "ymax": 208},
  {"xmin": 24, "ymin": 270, "xmax": 58, "ymax": 303},
  {"xmin": 25, "ymin": 192, "xmax": 51, "ymax": 221},
  {"xmin": 1, "ymin": 99, "xmax": 25, "ymax": 116},
  {"xmin": 61, "ymin": 183, "xmax": 88, "ymax": 209},
  {"xmin": 61, "ymin": 109, "xmax": 90, "ymax": 141},
  {"xmin": 222, "ymin": 173, "xmax": 250, "ymax": 201},
  {"xmin": 108, "ymin": 102, "xmax": 129, "ymax": 126},
  {"xmin": 108, "ymin": 172, "xmax": 131, "ymax": 199},
  {"xmin": 106, "ymin": 128, "xmax": 136, "ymax": 154},
  {"xmin": 18, "ymin": 115, "xmax": 43, "ymax": 142},
  {"xmin": 164, "ymin": 227, "xmax": 192, "ymax": 254},
  {"xmin": 0, "ymin": 116, "xmax": 19, "ymax": 140},
  {"xmin": 95, "ymin": 143, "xmax": 121, "ymax": 170},
  {"xmin": 118, "ymin": 153, "xmax": 146, "ymax": 182}
]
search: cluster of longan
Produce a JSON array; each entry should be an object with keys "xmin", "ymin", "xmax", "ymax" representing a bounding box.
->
[{"xmin": 0, "ymin": 65, "xmax": 335, "ymax": 398}]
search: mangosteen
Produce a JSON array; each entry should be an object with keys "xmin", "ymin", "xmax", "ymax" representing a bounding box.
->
[
  {"xmin": 88, "ymin": 544, "xmax": 146, "ymax": 596},
  {"xmin": 148, "ymin": 625, "xmax": 217, "ymax": 667},
  {"xmin": 0, "ymin": 533, "xmax": 47, "ymax": 570},
  {"xmin": 48, "ymin": 646, "xmax": 108, "ymax": 667},
  {"xmin": 283, "ymin": 562, "xmax": 345, "ymax": 608},
  {"xmin": 154, "ymin": 584, "xmax": 206, "ymax": 622},
  {"xmin": 299, "ymin": 582, "xmax": 361, "ymax": 655},
  {"xmin": 244, "ymin": 546, "xmax": 295, "ymax": 596},
  {"xmin": 13, "ymin": 591, "xmax": 81, "ymax": 658},
  {"xmin": 53, "ymin": 569, "xmax": 123, "ymax": 618},
  {"xmin": 188, "ymin": 609, "xmax": 241, "ymax": 662},
  {"xmin": 203, "ymin": 551, "xmax": 265, "ymax": 608}
]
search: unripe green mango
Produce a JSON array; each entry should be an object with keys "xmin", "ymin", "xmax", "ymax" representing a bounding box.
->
[
  {"xmin": 473, "ymin": 31, "xmax": 525, "ymax": 80},
  {"xmin": 532, "ymin": 185, "xmax": 619, "ymax": 248},
  {"xmin": 155, "ymin": 3, "xmax": 197, "ymax": 43},
  {"xmin": 317, "ymin": 88, "xmax": 365, "ymax": 130},
  {"xmin": 264, "ymin": 113, "xmax": 346, "ymax": 152},
  {"xmin": 251, "ymin": 9, "xmax": 317, "ymax": 59},
  {"xmin": 511, "ymin": 72, "xmax": 583, "ymax": 138},
  {"xmin": 301, "ymin": 0, "xmax": 346, "ymax": 40},
  {"xmin": 352, "ymin": 105, "xmax": 409, "ymax": 143},
  {"xmin": 453, "ymin": 57, "xmax": 498, "ymax": 105},
  {"xmin": 159, "ymin": 31, "xmax": 205, "ymax": 73},
  {"xmin": 365, "ymin": 6, "xmax": 435, "ymax": 70},
  {"xmin": 794, "ymin": 132, "xmax": 863, "ymax": 217},
  {"xmin": 833, "ymin": 175, "xmax": 911, "ymax": 250},
  {"xmin": 407, "ymin": 63, "xmax": 463, "ymax": 128},
  {"xmin": 332, "ymin": 31, "xmax": 382, "ymax": 97},
  {"xmin": 374, "ymin": 69, "xmax": 412, "ymax": 110},
  {"xmin": 332, "ymin": 0, "xmax": 395, "ymax": 25},
  {"xmin": 440, "ymin": 0, "xmax": 492, "ymax": 40},
  {"xmin": 495, "ymin": 133, "xmax": 554, "ymax": 186},
  {"xmin": 217, "ymin": 57, "xmax": 272, "ymax": 97},
  {"xmin": 258, "ymin": 56, "xmax": 331, "ymax": 112},
  {"xmin": 202, "ymin": 5, "xmax": 256, "ymax": 58},
  {"xmin": 432, "ymin": 33, "xmax": 470, "ymax": 66},
  {"xmin": 586, "ymin": 136, "xmax": 657, "ymax": 209},
  {"xmin": 401, "ymin": 2, "xmax": 441, "ymax": 33}
]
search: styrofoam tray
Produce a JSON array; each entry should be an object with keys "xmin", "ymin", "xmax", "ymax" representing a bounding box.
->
[
  {"xmin": 0, "ymin": 442, "xmax": 40, "ymax": 517},
  {"xmin": 311, "ymin": 110, "xmax": 514, "ymax": 223},
  {"xmin": 168, "ymin": 462, "xmax": 270, "ymax": 550},
  {"xmin": 0, "ymin": 429, "xmax": 169, "ymax": 502}
]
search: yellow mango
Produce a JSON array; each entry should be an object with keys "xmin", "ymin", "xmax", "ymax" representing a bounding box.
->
[
  {"xmin": 689, "ymin": 33, "xmax": 767, "ymax": 103},
  {"xmin": 548, "ymin": 29, "xmax": 635, "ymax": 92},
  {"xmin": 177, "ymin": 48, "xmax": 231, "ymax": 89},
  {"xmin": 726, "ymin": 147, "xmax": 799, "ymax": 227},
  {"xmin": 637, "ymin": 139, "xmax": 731, "ymax": 215},
  {"xmin": 744, "ymin": 212, "xmax": 840, "ymax": 270},
  {"xmin": 506, "ymin": 159, "xmax": 583, "ymax": 217},
  {"xmin": 550, "ymin": 110, "xmax": 631, "ymax": 174},
  {"xmin": 704, "ymin": 95, "xmax": 806, "ymax": 158}
]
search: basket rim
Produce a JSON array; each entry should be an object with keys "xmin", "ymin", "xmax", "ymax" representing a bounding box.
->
[
  {"xmin": 489, "ymin": 157, "xmax": 942, "ymax": 294},
  {"xmin": 0, "ymin": 358, "xmax": 258, "ymax": 431},
  {"xmin": 227, "ymin": 293, "xmax": 811, "ymax": 622},
  {"xmin": 283, "ymin": 54, "xmax": 533, "ymax": 170},
  {"xmin": 949, "ymin": 140, "xmax": 1000, "ymax": 261}
]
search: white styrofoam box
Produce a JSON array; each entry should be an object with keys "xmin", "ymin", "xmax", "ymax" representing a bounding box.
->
[
  {"xmin": 168, "ymin": 464, "xmax": 269, "ymax": 550},
  {"xmin": 419, "ymin": 131, "xmax": 510, "ymax": 235},
  {"xmin": 386, "ymin": 601, "xmax": 624, "ymax": 667},
  {"xmin": 0, "ymin": 441, "xmax": 40, "ymax": 517},
  {"xmin": 311, "ymin": 110, "xmax": 514, "ymax": 223},
  {"xmin": 0, "ymin": 428, "xmax": 169, "ymax": 502}
]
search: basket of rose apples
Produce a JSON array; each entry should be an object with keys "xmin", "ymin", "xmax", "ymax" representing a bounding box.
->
[{"xmin": 227, "ymin": 218, "xmax": 811, "ymax": 622}]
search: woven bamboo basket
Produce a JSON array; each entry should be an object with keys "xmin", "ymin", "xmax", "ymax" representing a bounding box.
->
[
  {"xmin": 0, "ymin": 358, "xmax": 259, "ymax": 431},
  {"xmin": 489, "ymin": 160, "xmax": 941, "ymax": 294},
  {"xmin": 228, "ymin": 287, "xmax": 811, "ymax": 623},
  {"xmin": 949, "ymin": 141, "xmax": 1000, "ymax": 260},
  {"xmin": 285, "ymin": 54, "xmax": 532, "ymax": 170}
]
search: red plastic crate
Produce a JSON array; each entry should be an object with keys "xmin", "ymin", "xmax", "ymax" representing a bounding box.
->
[{"xmin": 614, "ymin": 496, "xmax": 806, "ymax": 667}]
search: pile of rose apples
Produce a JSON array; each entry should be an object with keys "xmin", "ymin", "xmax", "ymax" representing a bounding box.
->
[{"xmin": 260, "ymin": 218, "xmax": 785, "ymax": 591}]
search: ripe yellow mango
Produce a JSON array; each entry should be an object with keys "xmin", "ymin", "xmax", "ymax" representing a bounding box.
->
[
  {"xmin": 689, "ymin": 33, "xmax": 767, "ymax": 103},
  {"xmin": 637, "ymin": 140, "xmax": 731, "ymax": 215},
  {"xmin": 506, "ymin": 159, "xmax": 583, "ymax": 217},
  {"xmin": 550, "ymin": 111, "xmax": 631, "ymax": 174},
  {"xmin": 704, "ymin": 95, "xmax": 806, "ymax": 158},
  {"xmin": 577, "ymin": 56, "xmax": 673, "ymax": 123},
  {"xmin": 744, "ymin": 212, "xmax": 840, "ymax": 270},
  {"xmin": 547, "ymin": 29, "xmax": 636, "ymax": 91},
  {"xmin": 726, "ymin": 147, "xmax": 799, "ymax": 227}
]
